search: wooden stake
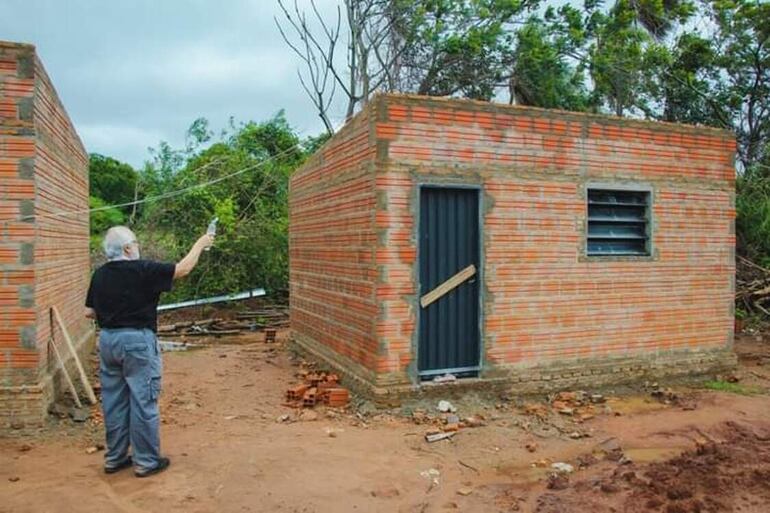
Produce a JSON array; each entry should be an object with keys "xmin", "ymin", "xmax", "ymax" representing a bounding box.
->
[
  {"xmin": 52, "ymin": 306, "xmax": 97, "ymax": 405},
  {"xmin": 420, "ymin": 264, "xmax": 477, "ymax": 308},
  {"xmin": 48, "ymin": 337, "xmax": 83, "ymax": 409}
]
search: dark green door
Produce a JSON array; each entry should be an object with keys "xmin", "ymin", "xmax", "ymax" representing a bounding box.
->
[{"xmin": 418, "ymin": 187, "xmax": 480, "ymax": 378}]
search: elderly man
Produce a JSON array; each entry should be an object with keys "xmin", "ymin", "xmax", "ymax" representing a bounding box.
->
[{"xmin": 85, "ymin": 226, "xmax": 213, "ymax": 477}]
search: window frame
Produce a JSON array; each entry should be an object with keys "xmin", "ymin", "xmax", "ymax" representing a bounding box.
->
[{"xmin": 582, "ymin": 183, "xmax": 655, "ymax": 261}]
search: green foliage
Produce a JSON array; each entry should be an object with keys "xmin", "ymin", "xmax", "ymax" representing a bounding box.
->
[
  {"xmin": 587, "ymin": 0, "xmax": 664, "ymax": 116},
  {"xmin": 89, "ymin": 195, "xmax": 125, "ymax": 233},
  {"xmin": 736, "ymin": 170, "xmax": 770, "ymax": 262},
  {"xmin": 402, "ymin": 0, "xmax": 535, "ymax": 99},
  {"xmin": 708, "ymin": 0, "xmax": 770, "ymax": 169},
  {"xmin": 510, "ymin": 17, "xmax": 589, "ymax": 110},
  {"xmin": 88, "ymin": 195, "xmax": 125, "ymax": 253},
  {"xmin": 88, "ymin": 153, "xmax": 138, "ymax": 213},
  {"xmin": 651, "ymin": 32, "xmax": 723, "ymax": 126},
  {"xmin": 131, "ymin": 112, "xmax": 306, "ymax": 302}
]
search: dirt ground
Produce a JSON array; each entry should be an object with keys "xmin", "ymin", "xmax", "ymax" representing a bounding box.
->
[{"xmin": 2, "ymin": 328, "xmax": 770, "ymax": 513}]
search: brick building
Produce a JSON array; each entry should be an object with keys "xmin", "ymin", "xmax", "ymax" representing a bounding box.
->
[
  {"xmin": 289, "ymin": 94, "xmax": 737, "ymax": 399},
  {"xmin": 1, "ymin": 42, "xmax": 92, "ymax": 430}
]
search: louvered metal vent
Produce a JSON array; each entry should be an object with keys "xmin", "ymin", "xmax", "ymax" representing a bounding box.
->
[{"xmin": 587, "ymin": 189, "xmax": 650, "ymax": 256}]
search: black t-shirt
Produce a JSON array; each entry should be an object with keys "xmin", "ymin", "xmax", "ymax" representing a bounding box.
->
[{"xmin": 85, "ymin": 260, "xmax": 176, "ymax": 332}]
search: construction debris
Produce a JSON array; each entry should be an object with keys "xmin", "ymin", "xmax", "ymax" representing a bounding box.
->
[
  {"xmin": 736, "ymin": 255, "xmax": 770, "ymax": 317},
  {"xmin": 547, "ymin": 390, "xmax": 608, "ymax": 423},
  {"xmin": 547, "ymin": 472, "xmax": 570, "ymax": 490},
  {"xmin": 437, "ymin": 400, "xmax": 457, "ymax": 413},
  {"xmin": 284, "ymin": 369, "xmax": 350, "ymax": 409},
  {"xmin": 158, "ymin": 310, "xmax": 287, "ymax": 339},
  {"xmin": 158, "ymin": 340, "xmax": 195, "ymax": 352},
  {"xmin": 425, "ymin": 431, "xmax": 456, "ymax": 443},
  {"xmin": 157, "ymin": 288, "xmax": 266, "ymax": 311},
  {"xmin": 234, "ymin": 306, "xmax": 289, "ymax": 328},
  {"xmin": 551, "ymin": 462, "xmax": 575, "ymax": 474},
  {"xmin": 463, "ymin": 415, "xmax": 485, "ymax": 428}
]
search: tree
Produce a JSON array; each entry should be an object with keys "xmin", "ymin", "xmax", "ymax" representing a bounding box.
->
[
  {"xmin": 646, "ymin": 32, "xmax": 724, "ymax": 126},
  {"xmin": 587, "ymin": 1, "xmax": 657, "ymax": 116},
  {"xmin": 135, "ymin": 113, "xmax": 308, "ymax": 300},
  {"xmin": 400, "ymin": 0, "xmax": 535, "ymax": 100},
  {"xmin": 709, "ymin": 0, "xmax": 770, "ymax": 171},
  {"xmin": 276, "ymin": 0, "xmax": 408, "ymax": 132},
  {"xmin": 276, "ymin": 0, "xmax": 539, "ymax": 125},
  {"xmin": 88, "ymin": 153, "xmax": 138, "ymax": 211},
  {"xmin": 509, "ymin": 10, "xmax": 589, "ymax": 109}
]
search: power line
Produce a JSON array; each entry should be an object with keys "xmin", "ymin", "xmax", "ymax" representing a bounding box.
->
[{"xmin": 0, "ymin": 129, "xmax": 321, "ymax": 227}]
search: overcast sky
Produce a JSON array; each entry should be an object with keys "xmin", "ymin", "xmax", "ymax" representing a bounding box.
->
[{"xmin": 1, "ymin": 0, "xmax": 343, "ymax": 168}]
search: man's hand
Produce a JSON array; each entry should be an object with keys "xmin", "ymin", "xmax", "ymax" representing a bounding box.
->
[
  {"xmin": 198, "ymin": 233, "xmax": 215, "ymax": 250},
  {"xmin": 85, "ymin": 307, "xmax": 96, "ymax": 319},
  {"xmin": 174, "ymin": 233, "xmax": 215, "ymax": 279}
]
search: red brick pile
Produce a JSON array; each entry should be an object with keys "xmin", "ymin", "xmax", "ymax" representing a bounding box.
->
[{"xmin": 285, "ymin": 371, "xmax": 350, "ymax": 408}]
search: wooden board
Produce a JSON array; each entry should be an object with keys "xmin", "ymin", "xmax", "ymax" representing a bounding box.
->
[
  {"xmin": 420, "ymin": 264, "xmax": 476, "ymax": 308},
  {"xmin": 52, "ymin": 306, "xmax": 97, "ymax": 405},
  {"xmin": 48, "ymin": 337, "xmax": 83, "ymax": 408}
]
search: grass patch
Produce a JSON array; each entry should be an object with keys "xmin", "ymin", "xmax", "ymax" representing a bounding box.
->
[{"xmin": 704, "ymin": 380, "xmax": 758, "ymax": 395}]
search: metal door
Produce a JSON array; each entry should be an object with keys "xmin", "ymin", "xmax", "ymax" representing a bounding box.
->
[{"xmin": 418, "ymin": 187, "xmax": 480, "ymax": 378}]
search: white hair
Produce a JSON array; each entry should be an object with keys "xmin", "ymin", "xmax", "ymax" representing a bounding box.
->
[{"xmin": 103, "ymin": 226, "xmax": 136, "ymax": 261}]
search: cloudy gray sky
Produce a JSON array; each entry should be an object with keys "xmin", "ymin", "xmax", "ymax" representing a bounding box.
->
[{"xmin": 1, "ymin": 0, "xmax": 343, "ymax": 168}]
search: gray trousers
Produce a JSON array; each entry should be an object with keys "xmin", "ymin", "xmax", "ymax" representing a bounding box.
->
[{"xmin": 99, "ymin": 328, "xmax": 163, "ymax": 471}]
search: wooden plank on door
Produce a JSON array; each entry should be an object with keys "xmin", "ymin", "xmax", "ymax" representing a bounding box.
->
[{"xmin": 420, "ymin": 264, "xmax": 476, "ymax": 308}]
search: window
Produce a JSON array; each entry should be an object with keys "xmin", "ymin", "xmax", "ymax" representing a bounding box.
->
[{"xmin": 586, "ymin": 188, "xmax": 650, "ymax": 256}]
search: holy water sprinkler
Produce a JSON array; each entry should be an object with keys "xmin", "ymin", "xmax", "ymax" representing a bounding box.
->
[{"xmin": 205, "ymin": 217, "xmax": 218, "ymax": 251}]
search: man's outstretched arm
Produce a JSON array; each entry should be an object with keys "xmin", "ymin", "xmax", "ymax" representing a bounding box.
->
[{"xmin": 174, "ymin": 234, "xmax": 214, "ymax": 279}]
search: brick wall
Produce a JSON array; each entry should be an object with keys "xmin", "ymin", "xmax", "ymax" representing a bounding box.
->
[
  {"xmin": 289, "ymin": 94, "xmax": 736, "ymax": 395},
  {"xmin": 0, "ymin": 42, "xmax": 37, "ymax": 390},
  {"xmin": 374, "ymin": 94, "xmax": 735, "ymax": 387},
  {"xmin": 32, "ymin": 53, "xmax": 91, "ymax": 365},
  {"xmin": 289, "ymin": 106, "xmax": 381, "ymax": 385},
  {"xmin": 0, "ymin": 41, "xmax": 92, "ymax": 431}
]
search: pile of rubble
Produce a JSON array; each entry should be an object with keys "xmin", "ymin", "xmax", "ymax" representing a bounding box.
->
[
  {"xmin": 547, "ymin": 390, "xmax": 605, "ymax": 421},
  {"xmin": 284, "ymin": 370, "xmax": 350, "ymax": 408},
  {"xmin": 409, "ymin": 400, "xmax": 487, "ymax": 442}
]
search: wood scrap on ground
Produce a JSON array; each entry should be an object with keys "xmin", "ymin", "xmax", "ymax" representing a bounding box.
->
[
  {"xmin": 736, "ymin": 255, "xmax": 770, "ymax": 317},
  {"xmin": 234, "ymin": 306, "xmax": 289, "ymax": 327},
  {"xmin": 157, "ymin": 310, "xmax": 287, "ymax": 339}
]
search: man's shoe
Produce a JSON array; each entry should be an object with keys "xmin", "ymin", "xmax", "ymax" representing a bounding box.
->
[
  {"xmin": 135, "ymin": 457, "xmax": 170, "ymax": 478},
  {"xmin": 104, "ymin": 456, "xmax": 132, "ymax": 474}
]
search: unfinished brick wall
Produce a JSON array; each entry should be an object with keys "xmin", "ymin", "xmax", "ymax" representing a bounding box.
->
[
  {"xmin": 0, "ymin": 41, "xmax": 92, "ymax": 431},
  {"xmin": 290, "ymin": 94, "xmax": 736, "ymax": 397}
]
